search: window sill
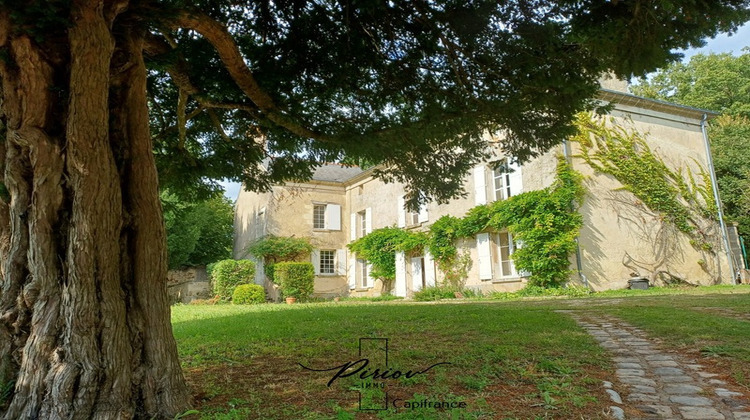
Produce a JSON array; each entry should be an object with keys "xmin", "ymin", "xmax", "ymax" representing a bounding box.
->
[
  {"xmin": 312, "ymin": 229, "xmax": 340, "ymax": 232},
  {"xmin": 355, "ymin": 287, "xmax": 373, "ymax": 292},
  {"xmin": 491, "ymin": 277, "xmax": 524, "ymax": 284}
]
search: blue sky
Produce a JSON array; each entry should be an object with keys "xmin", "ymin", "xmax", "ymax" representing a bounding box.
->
[{"xmin": 220, "ymin": 23, "xmax": 750, "ymax": 201}]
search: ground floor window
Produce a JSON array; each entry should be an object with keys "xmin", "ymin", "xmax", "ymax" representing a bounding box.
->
[
  {"xmin": 319, "ymin": 250, "xmax": 335, "ymax": 274},
  {"xmin": 492, "ymin": 231, "xmax": 517, "ymax": 278}
]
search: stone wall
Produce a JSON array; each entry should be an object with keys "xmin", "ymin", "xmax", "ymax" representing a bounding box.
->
[{"xmin": 167, "ymin": 266, "xmax": 211, "ymax": 304}]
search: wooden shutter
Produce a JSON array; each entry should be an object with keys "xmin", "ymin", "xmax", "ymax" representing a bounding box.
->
[
  {"xmin": 348, "ymin": 254, "xmax": 356, "ymax": 289},
  {"xmin": 395, "ymin": 251, "xmax": 407, "ymax": 297},
  {"xmin": 507, "ymin": 160, "xmax": 523, "ymax": 197},
  {"xmin": 366, "ymin": 262, "xmax": 374, "ymax": 287},
  {"xmin": 411, "ymin": 257, "xmax": 423, "ymax": 292},
  {"xmin": 326, "ymin": 204, "xmax": 341, "ymax": 230},
  {"xmin": 474, "ymin": 165, "xmax": 487, "ymax": 205},
  {"xmin": 311, "ymin": 249, "xmax": 321, "ymax": 275},
  {"xmin": 424, "ymin": 251, "xmax": 436, "ymax": 287},
  {"xmin": 336, "ymin": 249, "xmax": 346, "ymax": 275},
  {"xmin": 350, "ymin": 213, "xmax": 357, "ymax": 240},
  {"xmin": 397, "ymin": 196, "xmax": 406, "ymax": 228},
  {"xmin": 365, "ymin": 207, "xmax": 372, "ymax": 234},
  {"xmin": 417, "ymin": 202, "xmax": 428, "ymax": 223},
  {"xmin": 477, "ymin": 233, "xmax": 492, "ymax": 280}
]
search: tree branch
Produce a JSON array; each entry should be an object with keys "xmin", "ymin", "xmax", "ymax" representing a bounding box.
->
[{"xmin": 174, "ymin": 11, "xmax": 327, "ymax": 142}]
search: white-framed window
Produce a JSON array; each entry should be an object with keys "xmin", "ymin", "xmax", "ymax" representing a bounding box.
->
[
  {"xmin": 493, "ymin": 162, "xmax": 512, "ymax": 201},
  {"xmin": 312, "ymin": 203, "xmax": 341, "ymax": 230},
  {"xmin": 319, "ymin": 250, "xmax": 336, "ymax": 274},
  {"xmin": 492, "ymin": 231, "xmax": 517, "ymax": 278},
  {"xmin": 475, "ymin": 158, "xmax": 522, "ymax": 205},
  {"xmin": 313, "ymin": 204, "xmax": 326, "ymax": 229},
  {"xmin": 397, "ymin": 195, "xmax": 428, "ymax": 227},
  {"xmin": 359, "ymin": 210, "xmax": 367, "ymax": 238},
  {"xmin": 358, "ymin": 258, "xmax": 370, "ymax": 288}
]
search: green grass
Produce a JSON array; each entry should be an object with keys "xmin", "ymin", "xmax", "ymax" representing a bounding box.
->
[
  {"xmin": 173, "ymin": 302, "xmax": 610, "ymax": 419},
  {"xmin": 173, "ymin": 284, "xmax": 750, "ymax": 419}
]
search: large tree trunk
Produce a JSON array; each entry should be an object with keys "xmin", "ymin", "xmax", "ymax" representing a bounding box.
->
[{"xmin": 0, "ymin": 2, "xmax": 190, "ymax": 419}]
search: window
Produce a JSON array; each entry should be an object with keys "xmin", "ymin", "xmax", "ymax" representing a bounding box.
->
[
  {"xmin": 313, "ymin": 203, "xmax": 341, "ymax": 230},
  {"xmin": 359, "ymin": 210, "xmax": 367, "ymax": 238},
  {"xmin": 358, "ymin": 259, "xmax": 370, "ymax": 288},
  {"xmin": 397, "ymin": 195, "xmax": 428, "ymax": 227},
  {"xmin": 313, "ymin": 204, "xmax": 326, "ymax": 229},
  {"xmin": 493, "ymin": 164, "xmax": 511, "ymax": 201},
  {"xmin": 320, "ymin": 250, "xmax": 335, "ymax": 274},
  {"xmin": 491, "ymin": 232, "xmax": 516, "ymax": 278}
]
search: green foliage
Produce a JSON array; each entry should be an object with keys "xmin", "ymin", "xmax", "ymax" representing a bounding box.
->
[
  {"xmin": 347, "ymin": 227, "xmax": 425, "ymax": 282},
  {"xmin": 427, "ymin": 158, "xmax": 585, "ymax": 288},
  {"xmin": 140, "ymin": 1, "xmax": 750, "ymax": 209},
  {"xmin": 232, "ymin": 284, "xmax": 266, "ymax": 305},
  {"xmin": 210, "ymin": 260, "xmax": 256, "ymax": 301},
  {"xmin": 574, "ymin": 113, "xmax": 717, "ymax": 251},
  {"xmin": 412, "ymin": 286, "xmax": 480, "ymax": 302},
  {"xmin": 162, "ymin": 190, "xmax": 234, "ymax": 269},
  {"xmin": 246, "ymin": 236, "xmax": 313, "ymax": 279},
  {"xmin": 632, "ymin": 51, "xmax": 750, "ymax": 238},
  {"xmin": 273, "ymin": 262, "xmax": 315, "ymax": 301}
]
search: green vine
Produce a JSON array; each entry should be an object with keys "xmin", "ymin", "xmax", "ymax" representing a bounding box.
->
[
  {"xmin": 246, "ymin": 235, "xmax": 314, "ymax": 279},
  {"xmin": 350, "ymin": 158, "xmax": 585, "ymax": 288},
  {"xmin": 347, "ymin": 228, "xmax": 426, "ymax": 286},
  {"xmin": 573, "ymin": 113, "xmax": 717, "ymax": 252}
]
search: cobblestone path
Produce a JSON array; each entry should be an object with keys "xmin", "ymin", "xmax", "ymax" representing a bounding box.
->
[{"xmin": 561, "ymin": 311, "xmax": 750, "ymax": 419}]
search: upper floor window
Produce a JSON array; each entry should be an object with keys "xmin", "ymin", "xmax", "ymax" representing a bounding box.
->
[
  {"xmin": 474, "ymin": 158, "xmax": 523, "ymax": 206},
  {"xmin": 313, "ymin": 203, "xmax": 341, "ymax": 230},
  {"xmin": 359, "ymin": 210, "xmax": 367, "ymax": 238},
  {"xmin": 493, "ymin": 164, "xmax": 512, "ymax": 201}
]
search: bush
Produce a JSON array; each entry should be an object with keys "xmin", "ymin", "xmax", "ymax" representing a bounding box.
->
[
  {"xmin": 274, "ymin": 262, "xmax": 315, "ymax": 301},
  {"xmin": 412, "ymin": 286, "xmax": 479, "ymax": 301},
  {"xmin": 211, "ymin": 259, "xmax": 256, "ymax": 301},
  {"xmin": 232, "ymin": 284, "xmax": 266, "ymax": 304}
]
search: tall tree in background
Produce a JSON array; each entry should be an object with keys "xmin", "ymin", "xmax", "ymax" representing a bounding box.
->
[
  {"xmin": 632, "ymin": 51, "xmax": 750, "ymax": 237},
  {"xmin": 1, "ymin": 1, "xmax": 749, "ymax": 418},
  {"xmin": 162, "ymin": 192, "xmax": 234, "ymax": 269}
]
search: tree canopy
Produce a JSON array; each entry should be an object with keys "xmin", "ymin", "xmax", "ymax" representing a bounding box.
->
[
  {"xmin": 144, "ymin": 1, "xmax": 750, "ymax": 209},
  {"xmin": 632, "ymin": 50, "xmax": 750, "ymax": 237},
  {"xmin": 162, "ymin": 191, "xmax": 234, "ymax": 269}
]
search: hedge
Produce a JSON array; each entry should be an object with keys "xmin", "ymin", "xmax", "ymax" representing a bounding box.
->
[
  {"xmin": 273, "ymin": 262, "xmax": 315, "ymax": 301},
  {"xmin": 232, "ymin": 284, "xmax": 266, "ymax": 304},
  {"xmin": 210, "ymin": 259, "xmax": 256, "ymax": 301}
]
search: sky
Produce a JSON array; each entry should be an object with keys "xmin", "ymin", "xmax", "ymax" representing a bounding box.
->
[{"xmin": 219, "ymin": 23, "xmax": 750, "ymax": 202}]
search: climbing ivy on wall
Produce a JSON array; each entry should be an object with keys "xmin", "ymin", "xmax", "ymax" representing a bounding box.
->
[
  {"xmin": 573, "ymin": 113, "xmax": 718, "ymax": 253},
  {"xmin": 350, "ymin": 158, "xmax": 585, "ymax": 288},
  {"xmin": 347, "ymin": 228, "xmax": 427, "ymax": 284}
]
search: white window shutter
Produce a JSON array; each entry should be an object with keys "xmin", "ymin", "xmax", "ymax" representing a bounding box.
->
[
  {"xmin": 424, "ymin": 251, "xmax": 436, "ymax": 287},
  {"xmin": 417, "ymin": 203, "xmax": 428, "ymax": 223},
  {"xmin": 397, "ymin": 196, "xmax": 406, "ymax": 228},
  {"xmin": 365, "ymin": 208, "xmax": 373, "ymax": 234},
  {"xmin": 508, "ymin": 160, "xmax": 523, "ymax": 197},
  {"xmin": 395, "ymin": 252, "xmax": 407, "ymax": 297},
  {"xmin": 474, "ymin": 165, "xmax": 487, "ymax": 205},
  {"xmin": 311, "ymin": 249, "xmax": 320, "ymax": 275},
  {"xmin": 336, "ymin": 249, "xmax": 346, "ymax": 275},
  {"xmin": 326, "ymin": 204, "xmax": 341, "ymax": 230},
  {"xmin": 348, "ymin": 255, "xmax": 356, "ymax": 289},
  {"xmin": 411, "ymin": 257, "xmax": 423, "ymax": 292},
  {"xmin": 477, "ymin": 233, "xmax": 492, "ymax": 280},
  {"xmin": 350, "ymin": 213, "xmax": 357, "ymax": 240}
]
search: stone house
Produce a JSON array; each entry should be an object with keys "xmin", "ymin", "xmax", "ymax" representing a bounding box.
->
[{"xmin": 233, "ymin": 83, "xmax": 741, "ymax": 298}]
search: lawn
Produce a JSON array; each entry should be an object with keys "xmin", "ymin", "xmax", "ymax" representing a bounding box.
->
[{"xmin": 172, "ymin": 285, "xmax": 750, "ymax": 419}]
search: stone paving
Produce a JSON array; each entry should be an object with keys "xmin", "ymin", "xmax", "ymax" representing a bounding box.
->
[{"xmin": 562, "ymin": 311, "xmax": 750, "ymax": 419}]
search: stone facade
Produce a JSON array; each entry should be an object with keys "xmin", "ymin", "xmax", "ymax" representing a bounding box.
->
[
  {"xmin": 167, "ymin": 266, "xmax": 211, "ymax": 303},
  {"xmin": 233, "ymin": 89, "xmax": 738, "ymax": 297}
]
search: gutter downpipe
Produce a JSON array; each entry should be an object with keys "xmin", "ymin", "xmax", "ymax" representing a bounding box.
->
[
  {"xmin": 563, "ymin": 139, "xmax": 589, "ymax": 288},
  {"xmin": 701, "ymin": 113, "xmax": 737, "ymax": 284}
]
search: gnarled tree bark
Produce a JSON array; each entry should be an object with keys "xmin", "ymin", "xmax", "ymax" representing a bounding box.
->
[{"xmin": 0, "ymin": 2, "xmax": 190, "ymax": 418}]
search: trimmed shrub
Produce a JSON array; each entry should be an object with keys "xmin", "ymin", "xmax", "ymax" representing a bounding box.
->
[
  {"xmin": 211, "ymin": 259, "xmax": 256, "ymax": 301},
  {"xmin": 274, "ymin": 262, "xmax": 315, "ymax": 301},
  {"xmin": 232, "ymin": 284, "xmax": 266, "ymax": 304}
]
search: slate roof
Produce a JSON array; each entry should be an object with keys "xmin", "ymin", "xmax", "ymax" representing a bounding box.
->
[{"xmin": 310, "ymin": 163, "xmax": 364, "ymax": 183}]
